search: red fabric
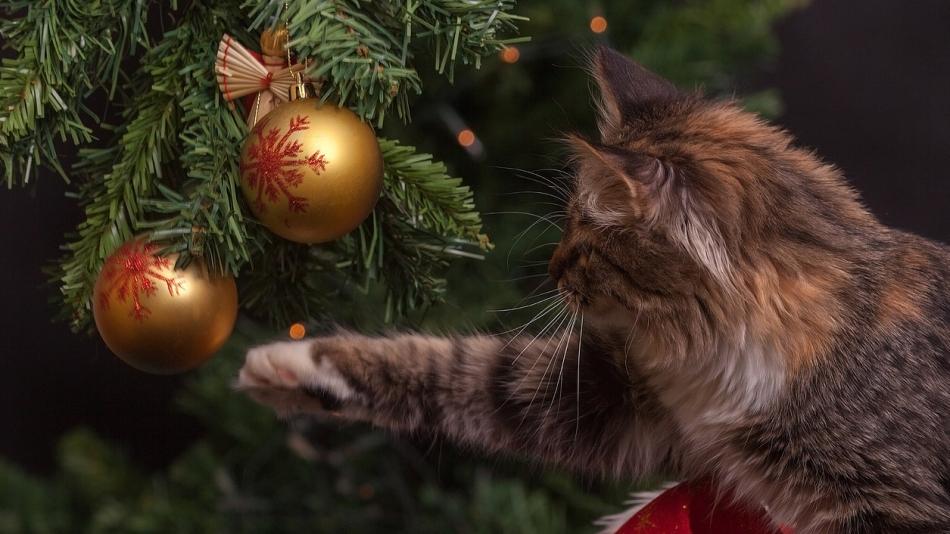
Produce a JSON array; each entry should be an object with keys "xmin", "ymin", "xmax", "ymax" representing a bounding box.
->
[{"xmin": 616, "ymin": 481, "xmax": 793, "ymax": 534}]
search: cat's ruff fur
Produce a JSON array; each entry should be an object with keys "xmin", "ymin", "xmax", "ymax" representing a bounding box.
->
[{"xmin": 238, "ymin": 47, "xmax": 950, "ymax": 533}]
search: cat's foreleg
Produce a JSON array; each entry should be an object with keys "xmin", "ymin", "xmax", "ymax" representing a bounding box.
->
[{"xmin": 237, "ymin": 332, "xmax": 676, "ymax": 476}]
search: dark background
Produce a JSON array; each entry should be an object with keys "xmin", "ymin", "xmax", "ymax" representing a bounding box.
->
[{"xmin": 3, "ymin": 0, "xmax": 949, "ymax": 474}]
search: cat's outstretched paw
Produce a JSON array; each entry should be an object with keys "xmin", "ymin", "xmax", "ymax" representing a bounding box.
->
[{"xmin": 237, "ymin": 340, "xmax": 359, "ymax": 417}]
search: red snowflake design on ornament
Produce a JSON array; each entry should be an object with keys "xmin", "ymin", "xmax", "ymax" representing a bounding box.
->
[
  {"xmin": 97, "ymin": 240, "xmax": 184, "ymax": 321},
  {"xmin": 241, "ymin": 114, "xmax": 329, "ymax": 214}
]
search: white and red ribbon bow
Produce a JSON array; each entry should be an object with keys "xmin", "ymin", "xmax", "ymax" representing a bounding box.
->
[{"xmin": 215, "ymin": 33, "xmax": 305, "ymax": 126}]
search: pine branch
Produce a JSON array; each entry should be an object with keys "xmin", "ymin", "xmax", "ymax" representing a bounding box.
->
[
  {"xmin": 0, "ymin": 0, "xmax": 149, "ymax": 186},
  {"xmin": 378, "ymin": 138, "xmax": 486, "ymax": 244},
  {"xmin": 143, "ymin": 94, "xmax": 251, "ymax": 276},
  {"xmin": 338, "ymin": 139, "xmax": 488, "ymax": 321},
  {"xmin": 238, "ymin": 239, "xmax": 347, "ymax": 327},
  {"xmin": 245, "ymin": 0, "xmax": 420, "ymax": 125},
  {"xmin": 348, "ymin": 211, "xmax": 478, "ymax": 321},
  {"xmin": 244, "ymin": 0, "xmax": 526, "ymax": 125},
  {"xmin": 399, "ymin": 0, "xmax": 529, "ymax": 79},
  {"xmin": 54, "ymin": 78, "xmax": 179, "ymax": 330},
  {"xmin": 140, "ymin": 23, "xmax": 256, "ymax": 277},
  {"xmin": 53, "ymin": 4, "xmax": 245, "ymax": 330}
]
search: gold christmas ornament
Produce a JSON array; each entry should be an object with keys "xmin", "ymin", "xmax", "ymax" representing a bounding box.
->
[
  {"xmin": 92, "ymin": 239, "xmax": 239, "ymax": 375},
  {"xmin": 239, "ymin": 92, "xmax": 384, "ymax": 243}
]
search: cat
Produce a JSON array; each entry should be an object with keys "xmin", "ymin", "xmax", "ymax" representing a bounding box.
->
[{"xmin": 237, "ymin": 47, "xmax": 950, "ymax": 533}]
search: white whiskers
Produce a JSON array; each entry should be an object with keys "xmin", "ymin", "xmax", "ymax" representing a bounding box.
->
[{"xmin": 574, "ymin": 313, "xmax": 585, "ymax": 445}]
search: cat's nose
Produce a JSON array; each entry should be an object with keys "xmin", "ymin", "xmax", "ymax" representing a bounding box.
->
[
  {"xmin": 548, "ymin": 243, "xmax": 570, "ymax": 281},
  {"xmin": 549, "ymin": 244, "xmax": 588, "ymax": 281}
]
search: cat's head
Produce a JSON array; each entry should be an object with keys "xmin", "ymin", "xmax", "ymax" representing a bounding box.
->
[{"xmin": 550, "ymin": 48, "xmax": 869, "ymax": 356}]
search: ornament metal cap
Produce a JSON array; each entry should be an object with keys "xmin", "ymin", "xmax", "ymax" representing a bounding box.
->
[
  {"xmin": 289, "ymin": 81, "xmax": 317, "ymax": 101},
  {"xmin": 260, "ymin": 26, "xmax": 289, "ymax": 57}
]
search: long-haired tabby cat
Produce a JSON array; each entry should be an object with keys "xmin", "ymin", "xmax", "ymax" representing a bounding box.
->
[{"xmin": 237, "ymin": 48, "xmax": 950, "ymax": 533}]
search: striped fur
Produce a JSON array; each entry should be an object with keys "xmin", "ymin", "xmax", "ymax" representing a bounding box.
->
[{"xmin": 239, "ymin": 48, "xmax": 950, "ymax": 533}]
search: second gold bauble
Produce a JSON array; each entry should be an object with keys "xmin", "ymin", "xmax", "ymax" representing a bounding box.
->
[
  {"xmin": 92, "ymin": 238, "xmax": 238, "ymax": 375},
  {"xmin": 239, "ymin": 98, "xmax": 384, "ymax": 243}
]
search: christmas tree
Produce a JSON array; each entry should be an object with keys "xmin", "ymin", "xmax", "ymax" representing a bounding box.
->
[
  {"xmin": 0, "ymin": 0, "xmax": 804, "ymax": 532},
  {"xmin": 2, "ymin": 0, "xmax": 526, "ymax": 330}
]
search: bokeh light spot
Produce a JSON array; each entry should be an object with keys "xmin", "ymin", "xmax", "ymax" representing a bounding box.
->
[
  {"xmin": 457, "ymin": 129, "xmax": 476, "ymax": 147},
  {"xmin": 590, "ymin": 16, "xmax": 607, "ymax": 34},
  {"xmin": 500, "ymin": 46, "xmax": 520, "ymax": 64},
  {"xmin": 289, "ymin": 323, "xmax": 306, "ymax": 340}
]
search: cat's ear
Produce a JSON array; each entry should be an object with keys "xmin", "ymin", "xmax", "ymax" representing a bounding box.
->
[
  {"xmin": 591, "ymin": 47, "xmax": 680, "ymax": 136},
  {"xmin": 565, "ymin": 134, "xmax": 671, "ymax": 192}
]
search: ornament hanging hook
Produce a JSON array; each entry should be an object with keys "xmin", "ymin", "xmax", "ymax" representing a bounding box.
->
[
  {"xmin": 283, "ymin": 2, "xmax": 293, "ymax": 77},
  {"xmin": 281, "ymin": 0, "xmax": 316, "ymax": 100}
]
